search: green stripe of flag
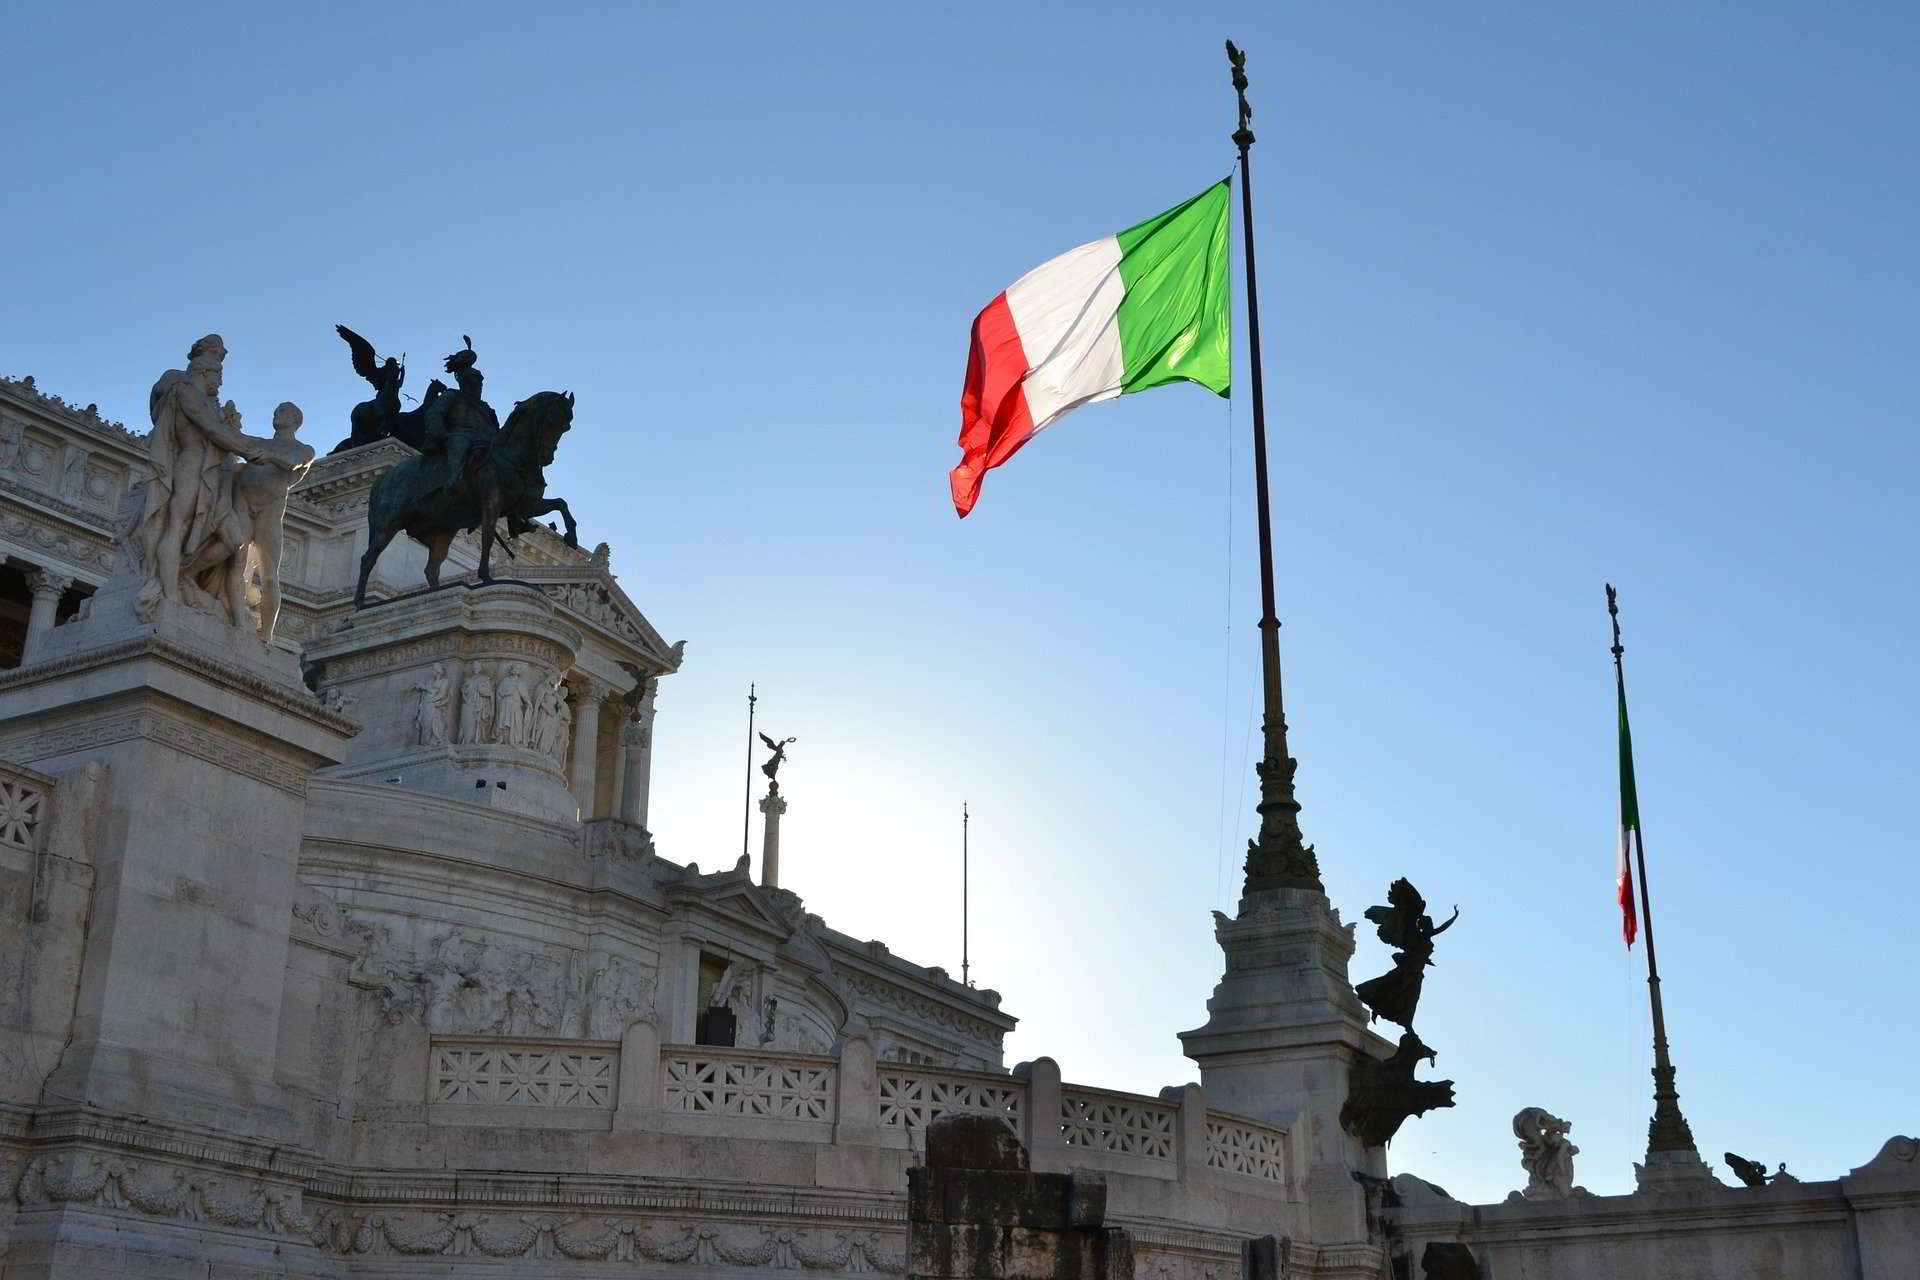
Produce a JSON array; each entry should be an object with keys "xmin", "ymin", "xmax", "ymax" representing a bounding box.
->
[
  {"xmin": 1114, "ymin": 180, "xmax": 1233, "ymax": 399},
  {"xmin": 1618, "ymin": 684, "xmax": 1641, "ymax": 833}
]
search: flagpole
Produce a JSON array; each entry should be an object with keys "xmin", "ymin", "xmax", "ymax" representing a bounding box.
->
[
  {"xmin": 961, "ymin": 803, "xmax": 971, "ymax": 987},
  {"xmin": 742, "ymin": 683, "xmax": 757, "ymax": 864},
  {"xmin": 1227, "ymin": 41, "xmax": 1321, "ymax": 903},
  {"xmin": 1607, "ymin": 586, "xmax": 1705, "ymax": 1177}
]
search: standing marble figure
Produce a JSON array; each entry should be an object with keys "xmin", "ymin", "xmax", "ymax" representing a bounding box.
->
[
  {"xmin": 134, "ymin": 334, "xmax": 265, "ymax": 614},
  {"xmin": 411, "ymin": 663, "xmax": 453, "ymax": 746},
  {"xmin": 179, "ymin": 402, "xmax": 316, "ymax": 639},
  {"xmin": 461, "ymin": 664, "xmax": 496, "ymax": 744},
  {"xmin": 493, "ymin": 664, "xmax": 531, "ymax": 747}
]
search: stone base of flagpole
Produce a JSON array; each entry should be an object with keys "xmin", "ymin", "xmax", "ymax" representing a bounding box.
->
[
  {"xmin": 1179, "ymin": 888, "xmax": 1396, "ymax": 1247},
  {"xmin": 1635, "ymin": 1148, "xmax": 1722, "ymax": 1192}
]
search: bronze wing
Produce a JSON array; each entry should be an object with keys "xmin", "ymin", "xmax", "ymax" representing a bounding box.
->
[{"xmin": 336, "ymin": 325, "xmax": 382, "ymax": 387}]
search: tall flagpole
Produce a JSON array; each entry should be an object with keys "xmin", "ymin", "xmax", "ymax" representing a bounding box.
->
[
  {"xmin": 741, "ymin": 683, "xmax": 757, "ymax": 863},
  {"xmin": 1607, "ymin": 586, "xmax": 1708, "ymax": 1184},
  {"xmin": 961, "ymin": 803, "xmax": 971, "ymax": 987},
  {"xmin": 1227, "ymin": 41, "xmax": 1322, "ymax": 905}
]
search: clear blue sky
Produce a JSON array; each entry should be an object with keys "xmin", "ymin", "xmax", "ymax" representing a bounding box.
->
[{"xmin": 8, "ymin": 2, "xmax": 1915, "ymax": 1203}]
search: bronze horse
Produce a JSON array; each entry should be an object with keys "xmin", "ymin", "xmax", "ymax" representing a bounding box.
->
[{"xmin": 354, "ymin": 389, "xmax": 577, "ymax": 607}]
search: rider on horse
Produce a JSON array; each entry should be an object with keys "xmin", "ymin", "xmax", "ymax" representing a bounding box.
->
[{"xmin": 420, "ymin": 336, "xmax": 499, "ymax": 499}]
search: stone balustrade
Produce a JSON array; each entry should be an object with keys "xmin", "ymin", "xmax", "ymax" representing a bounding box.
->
[{"xmin": 426, "ymin": 1028, "xmax": 1294, "ymax": 1193}]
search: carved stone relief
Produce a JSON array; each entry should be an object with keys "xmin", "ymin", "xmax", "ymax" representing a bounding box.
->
[{"xmin": 345, "ymin": 916, "xmax": 655, "ymax": 1040}]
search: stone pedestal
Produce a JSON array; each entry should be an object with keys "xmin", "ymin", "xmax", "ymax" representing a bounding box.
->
[
  {"xmin": 0, "ymin": 583, "xmax": 354, "ymax": 1139},
  {"xmin": 1179, "ymin": 889, "xmax": 1392, "ymax": 1252},
  {"xmin": 909, "ymin": 1114, "xmax": 1133, "ymax": 1280},
  {"xmin": 303, "ymin": 581, "xmax": 582, "ymax": 823}
]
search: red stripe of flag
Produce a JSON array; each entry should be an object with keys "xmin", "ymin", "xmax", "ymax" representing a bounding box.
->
[{"xmin": 951, "ymin": 292, "xmax": 1035, "ymax": 518}]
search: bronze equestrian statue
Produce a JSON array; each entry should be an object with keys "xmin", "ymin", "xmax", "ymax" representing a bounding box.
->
[{"xmin": 353, "ymin": 337, "xmax": 578, "ymax": 607}]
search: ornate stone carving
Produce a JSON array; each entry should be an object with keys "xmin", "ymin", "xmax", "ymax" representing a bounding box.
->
[
  {"xmin": 459, "ymin": 663, "xmax": 496, "ymax": 744},
  {"xmin": 25, "ymin": 569, "xmax": 73, "ymax": 602},
  {"xmin": 433, "ymin": 1043, "xmax": 618, "ymax": 1108},
  {"xmin": 581, "ymin": 818, "xmax": 656, "ymax": 862},
  {"xmin": 877, "ymin": 1067, "xmax": 1022, "ymax": 1132},
  {"xmin": 344, "ymin": 915, "xmax": 655, "ymax": 1039},
  {"xmin": 532, "ymin": 675, "xmax": 572, "ymax": 758},
  {"xmin": 0, "ymin": 774, "xmax": 47, "ymax": 851},
  {"xmin": 840, "ymin": 974, "xmax": 1005, "ymax": 1043},
  {"xmin": 1514, "ymin": 1108, "xmax": 1584, "ymax": 1200},
  {"xmin": 410, "ymin": 662, "xmax": 453, "ymax": 745},
  {"xmin": 545, "ymin": 581, "xmax": 647, "ymax": 643},
  {"xmin": 15, "ymin": 1153, "xmax": 316, "ymax": 1241},
  {"xmin": 1204, "ymin": 1118, "xmax": 1289, "ymax": 1182},
  {"xmin": 492, "ymin": 663, "xmax": 532, "ymax": 746}
]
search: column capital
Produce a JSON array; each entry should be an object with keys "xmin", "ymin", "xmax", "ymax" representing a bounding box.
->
[
  {"xmin": 568, "ymin": 674, "xmax": 611, "ymax": 705},
  {"xmin": 26, "ymin": 569, "xmax": 74, "ymax": 600}
]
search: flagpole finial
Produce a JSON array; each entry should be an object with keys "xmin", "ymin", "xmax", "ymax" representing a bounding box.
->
[
  {"xmin": 1606, "ymin": 584, "xmax": 1624, "ymax": 658},
  {"xmin": 1225, "ymin": 40, "xmax": 1255, "ymax": 150}
]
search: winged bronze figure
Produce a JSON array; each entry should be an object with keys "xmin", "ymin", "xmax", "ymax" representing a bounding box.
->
[
  {"xmin": 331, "ymin": 325, "xmax": 439, "ymax": 453},
  {"xmin": 759, "ymin": 733, "xmax": 796, "ymax": 784},
  {"xmin": 1353, "ymin": 878, "xmax": 1459, "ymax": 1031}
]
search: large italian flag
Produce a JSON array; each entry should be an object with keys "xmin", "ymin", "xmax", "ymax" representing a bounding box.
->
[
  {"xmin": 951, "ymin": 182, "xmax": 1232, "ymax": 517},
  {"xmin": 1617, "ymin": 681, "xmax": 1641, "ymax": 948}
]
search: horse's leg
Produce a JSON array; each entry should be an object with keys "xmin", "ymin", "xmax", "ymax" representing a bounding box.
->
[
  {"xmin": 423, "ymin": 531, "xmax": 454, "ymax": 590},
  {"xmin": 477, "ymin": 495, "xmax": 499, "ymax": 583},
  {"xmin": 355, "ymin": 521, "xmax": 396, "ymax": 609},
  {"xmin": 519, "ymin": 498, "xmax": 578, "ymax": 548}
]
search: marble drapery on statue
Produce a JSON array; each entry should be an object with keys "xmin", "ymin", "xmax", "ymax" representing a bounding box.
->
[
  {"xmin": 130, "ymin": 335, "xmax": 310, "ymax": 639},
  {"xmin": 411, "ymin": 663, "xmax": 453, "ymax": 746}
]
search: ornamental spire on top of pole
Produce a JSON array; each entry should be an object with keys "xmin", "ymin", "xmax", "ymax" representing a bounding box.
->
[{"xmin": 1227, "ymin": 40, "xmax": 1323, "ymax": 905}]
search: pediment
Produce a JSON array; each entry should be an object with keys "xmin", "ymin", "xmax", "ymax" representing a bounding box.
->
[{"xmin": 536, "ymin": 574, "xmax": 679, "ymax": 670}]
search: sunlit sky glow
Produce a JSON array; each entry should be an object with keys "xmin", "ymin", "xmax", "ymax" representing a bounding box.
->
[{"xmin": 7, "ymin": 1, "xmax": 1917, "ymax": 1204}]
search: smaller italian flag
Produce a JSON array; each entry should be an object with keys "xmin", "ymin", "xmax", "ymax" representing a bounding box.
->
[
  {"xmin": 1616, "ymin": 680, "xmax": 1641, "ymax": 948},
  {"xmin": 951, "ymin": 182, "xmax": 1232, "ymax": 517}
]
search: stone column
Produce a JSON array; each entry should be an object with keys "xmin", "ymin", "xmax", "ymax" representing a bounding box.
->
[
  {"xmin": 618, "ymin": 683, "xmax": 656, "ymax": 828},
  {"xmin": 608, "ymin": 716, "xmax": 630, "ymax": 812},
  {"xmin": 570, "ymin": 679, "xmax": 606, "ymax": 816},
  {"xmin": 759, "ymin": 783, "xmax": 787, "ymax": 887},
  {"xmin": 22, "ymin": 569, "xmax": 72, "ymax": 662}
]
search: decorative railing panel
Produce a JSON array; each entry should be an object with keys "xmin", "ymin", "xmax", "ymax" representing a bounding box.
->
[
  {"xmin": 432, "ymin": 1041, "xmax": 617, "ymax": 1109},
  {"xmin": 1205, "ymin": 1115, "xmax": 1289, "ymax": 1182},
  {"xmin": 0, "ymin": 765, "xmax": 50, "ymax": 853},
  {"xmin": 879, "ymin": 1067, "xmax": 1023, "ymax": 1132},
  {"xmin": 1060, "ymin": 1086, "xmax": 1177, "ymax": 1160},
  {"xmin": 663, "ymin": 1050, "xmax": 835, "ymax": 1121}
]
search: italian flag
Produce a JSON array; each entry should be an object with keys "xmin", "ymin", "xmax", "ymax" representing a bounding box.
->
[
  {"xmin": 951, "ymin": 182, "xmax": 1233, "ymax": 517},
  {"xmin": 1616, "ymin": 681, "xmax": 1641, "ymax": 948}
]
